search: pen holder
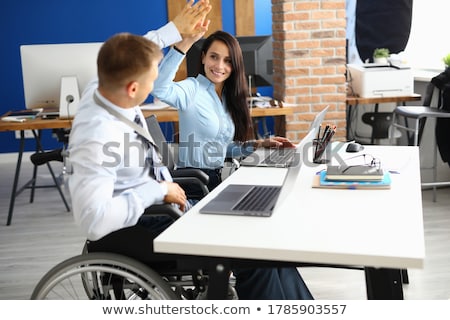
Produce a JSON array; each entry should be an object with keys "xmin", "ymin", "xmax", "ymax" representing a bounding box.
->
[{"xmin": 313, "ymin": 139, "xmax": 331, "ymax": 164}]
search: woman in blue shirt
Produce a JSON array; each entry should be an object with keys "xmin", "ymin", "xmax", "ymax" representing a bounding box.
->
[
  {"xmin": 152, "ymin": 30, "xmax": 313, "ymax": 300},
  {"xmin": 152, "ymin": 30, "xmax": 294, "ymax": 192}
]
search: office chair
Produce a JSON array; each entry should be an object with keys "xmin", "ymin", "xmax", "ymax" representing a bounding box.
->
[
  {"xmin": 361, "ymin": 112, "xmax": 394, "ymax": 144},
  {"xmin": 390, "ymin": 81, "xmax": 450, "ymax": 201},
  {"xmin": 145, "ymin": 115, "xmax": 210, "ymax": 200},
  {"xmin": 27, "ymin": 130, "xmax": 71, "ymax": 211}
]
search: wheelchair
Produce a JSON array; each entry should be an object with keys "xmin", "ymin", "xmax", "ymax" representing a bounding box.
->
[
  {"xmin": 31, "ymin": 204, "xmax": 237, "ymax": 300},
  {"xmin": 31, "ymin": 117, "xmax": 241, "ymax": 300}
]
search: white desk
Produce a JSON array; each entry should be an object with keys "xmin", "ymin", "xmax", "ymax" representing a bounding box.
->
[{"xmin": 154, "ymin": 144, "xmax": 425, "ymax": 299}]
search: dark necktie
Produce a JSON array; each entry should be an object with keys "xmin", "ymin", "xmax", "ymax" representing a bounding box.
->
[
  {"xmin": 134, "ymin": 114, "xmax": 171, "ymax": 182},
  {"xmin": 135, "ymin": 114, "xmax": 189, "ymax": 211}
]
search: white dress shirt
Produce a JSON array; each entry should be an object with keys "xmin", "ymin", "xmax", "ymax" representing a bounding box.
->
[{"xmin": 68, "ymin": 22, "xmax": 180, "ymax": 241}]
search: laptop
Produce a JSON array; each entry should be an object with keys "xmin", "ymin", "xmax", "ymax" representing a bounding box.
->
[
  {"xmin": 240, "ymin": 105, "xmax": 329, "ymax": 168},
  {"xmin": 199, "ymin": 129, "xmax": 316, "ymax": 217}
]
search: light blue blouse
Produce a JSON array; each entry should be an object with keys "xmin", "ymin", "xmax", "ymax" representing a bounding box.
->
[{"xmin": 152, "ymin": 48, "xmax": 254, "ymax": 169}]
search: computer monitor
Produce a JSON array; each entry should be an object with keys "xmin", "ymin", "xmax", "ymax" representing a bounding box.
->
[
  {"xmin": 20, "ymin": 42, "xmax": 102, "ymax": 118},
  {"xmin": 186, "ymin": 35, "xmax": 273, "ymax": 88},
  {"xmin": 238, "ymin": 35, "xmax": 273, "ymax": 87}
]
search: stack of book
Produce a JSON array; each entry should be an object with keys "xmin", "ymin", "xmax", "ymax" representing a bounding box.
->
[
  {"xmin": 1, "ymin": 109, "xmax": 42, "ymax": 122},
  {"xmin": 313, "ymin": 165, "xmax": 391, "ymax": 189}
]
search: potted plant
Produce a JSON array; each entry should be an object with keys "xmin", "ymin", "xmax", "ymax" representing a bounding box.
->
[
  {"xmin": 443, "ymin": 53, "xmax": 450, "ymax": 69},
  {"xmin": 373, "ymin": 48, "xmax": 390, "ymax": 64}
]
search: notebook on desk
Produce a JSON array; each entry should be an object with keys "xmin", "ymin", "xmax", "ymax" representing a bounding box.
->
[
  {"xmin": 39, "ymin": 107, "xmax": 60, "ymax": 119},
  {"xmin": 240, "ymin": 105, "xmax": 329, "ymax": 167},
  {"xmin": 199, "ymin": 129, "xmax": 316, "ymax": 217}
]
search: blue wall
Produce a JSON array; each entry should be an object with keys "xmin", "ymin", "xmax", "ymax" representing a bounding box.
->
[{"xmin": 0, "ymin": 0, "xmax": 271, "ymax": 153}]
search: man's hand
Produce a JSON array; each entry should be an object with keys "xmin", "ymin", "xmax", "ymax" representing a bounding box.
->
[
  {"xmin": 162, "ymin": 181, "xmax": 187, "ymax": 212},
  {"xmin": 172, "ymin": 0, "xmax": 212, "ymax": 37}
]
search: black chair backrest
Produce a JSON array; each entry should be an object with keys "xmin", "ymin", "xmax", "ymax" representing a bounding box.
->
[
  {"xmin": 145, "ymin": 115, "xmax": 176, "ymax": 170},
  {"xmin": 416, "ymin": 81, "xmax": 436, "ymax": 145},
  {"xmin": 361, "ymin": 112, "xmax": 393, "ymax": 140},
  {"xmin": 423, "ymin": 81, "xmax": 435, "ymax": 107}
]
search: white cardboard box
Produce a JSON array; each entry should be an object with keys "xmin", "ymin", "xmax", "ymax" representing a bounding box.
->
[{"xmin": 347, "ymin": 63, "xmax": 414, "ymax": 98}]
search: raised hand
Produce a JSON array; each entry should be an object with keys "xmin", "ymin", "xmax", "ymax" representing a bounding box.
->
[{"xmin": 172, "ymin": 0, "xmax": 212, "ymax": 37}]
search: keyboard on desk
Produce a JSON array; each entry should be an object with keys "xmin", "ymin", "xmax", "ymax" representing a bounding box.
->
[
  {"xmin": 199, "ymin": 183, "xmax": 282, "ymax": 217},
  {"xmin": 261, "ymin": 148, "xmax": 295, "ymax": 166},
  {"xmin": 232, "ymin": 185, "xmax": 281, "ymax": 213}
]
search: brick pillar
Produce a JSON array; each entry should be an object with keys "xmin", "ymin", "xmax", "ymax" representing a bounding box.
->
[{"xmin": 271, "ymin": 0, "xmax": 347, "ymax": 142}]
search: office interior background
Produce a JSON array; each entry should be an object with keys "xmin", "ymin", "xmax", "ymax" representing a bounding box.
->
[
  {"xmin": 0, "ymin": 0, "xmax": 273, "ymax": 154},
  {"xmin": 2, "ymin": 0, "xmax": 450, "ymax": 179},
  {"xmin": 1, "ymin": 0, "xmax": 450, "ymax": 299}
]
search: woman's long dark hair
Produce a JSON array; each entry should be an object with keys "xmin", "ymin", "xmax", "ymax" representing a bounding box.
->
[{"xmin": 199, "ymin": 31, "xmax": 253, "ymax": 142}]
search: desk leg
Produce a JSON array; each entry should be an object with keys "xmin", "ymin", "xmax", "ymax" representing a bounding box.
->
[
  {"xmin": 6, "ymin": 130, "xmax": 70, "ymax": 225},
  {"xmin": 252, "ymin": 117, "xmax": 263, "ymax": 139},
  {"xmin": 206, "ymin": 260, "xmax": 231, "ymax": 299},
  {"xmin": 364, "ymin": 267, "xmax": 403, "ymax": 299},
  {"xmin": 346, "ymin": 104, "xmax": 357, "ymax": 141},
  {"xmin": 274, "ymin": 115, "xmax": 286, "ymax": 137},
  {"xmin": 369, "ymin": 103, "xmax": 380, "ymax": 144},
  {"xmin": 401, "ymin": 269, "xmax": 409, "ymax": 284},
  {"xmin": 7, "ymin": 131, "xmax": 25, "ymax": 226},
  {"xmin": 29, "ymin": 130, "xmax": 40, "ymax": 203},
  {"xmin": 172, "ymin": 122, "xmax": 179, "ymax": 143},
  {"xmin": 32, "ymin": 130, "xmax": 71, "ymax": 212}
]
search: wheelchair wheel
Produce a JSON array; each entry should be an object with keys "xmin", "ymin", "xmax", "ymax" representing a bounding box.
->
[{"xmin": 31, "ymin": 252, "xmax": 178, "ymax": 300}]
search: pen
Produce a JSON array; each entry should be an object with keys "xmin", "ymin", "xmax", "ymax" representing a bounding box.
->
[
  {"xmin": 322, "ymin": 125, "xmax": 330, "ymax": 141},
  {"xmin": 314, "ymin": 125, "xmax": 322, "ymax": 159},
  {"xmin": 324, "ymin": 126, "xmax": 336, "ymax": 144}
]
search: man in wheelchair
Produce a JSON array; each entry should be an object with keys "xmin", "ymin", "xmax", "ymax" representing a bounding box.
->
[{"xmin": 63, "ymin": 0, "xmax": 313, "ymax": 300}]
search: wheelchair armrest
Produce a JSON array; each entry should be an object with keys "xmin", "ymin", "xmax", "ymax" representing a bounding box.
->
[
  {"xmin": 171, "ymin": 168, "xmax": 209, "ymax": 185},
  {"xmin": 143, "ymin": 203, "xmax": 183, "ymax": 220},
  {"xmin": 171, "ymin": 168, "xmax": 210, "ymax": 199},
  {"xmin": 172, "ymin": 177, "xmax": 210, "ymax": 199}
]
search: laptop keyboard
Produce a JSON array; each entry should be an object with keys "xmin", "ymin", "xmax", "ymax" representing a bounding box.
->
[
  {"xmin": 261, "ymin": 148, "xmax": 295, "ymax": 165},
  {"xmin": 232, "ymin": 185, "xmax": 281, "ymax": 212}
]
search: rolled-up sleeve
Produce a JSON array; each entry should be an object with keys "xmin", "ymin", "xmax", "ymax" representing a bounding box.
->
[{"xmin": 143, "ymin": 22, "xmax": 181, "ymax": 49}]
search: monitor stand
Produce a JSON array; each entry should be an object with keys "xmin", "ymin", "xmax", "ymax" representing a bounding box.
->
[{"xmin": 59, "ymin": 76, "xmax": 80, "ymax": 119}]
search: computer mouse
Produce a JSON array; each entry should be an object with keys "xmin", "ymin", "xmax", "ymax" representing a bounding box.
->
[{"xmin": 346, "ymin": 142, "xmax": 364, "ymax": 153}]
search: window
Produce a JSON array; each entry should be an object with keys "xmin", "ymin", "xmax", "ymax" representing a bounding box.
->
[
  {"xmin": 347, "ymin": 0, "xmax": 449, "ymax": 72},
  {"xmin": 404, "ymin": 0, "xmax": 450, "ymax": 71}
]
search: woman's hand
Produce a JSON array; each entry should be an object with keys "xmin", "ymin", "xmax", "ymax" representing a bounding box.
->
[
  {"xmin": 174, "ymin": 19, "xmax": 210, "ymax": 54},
  {"xmin": 257, "ymin": 136, "xmax": 296, "ymax": 149},
  {"xmin": 172, "ymin": 0, "xmax": 211, "ymax": 38}
]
